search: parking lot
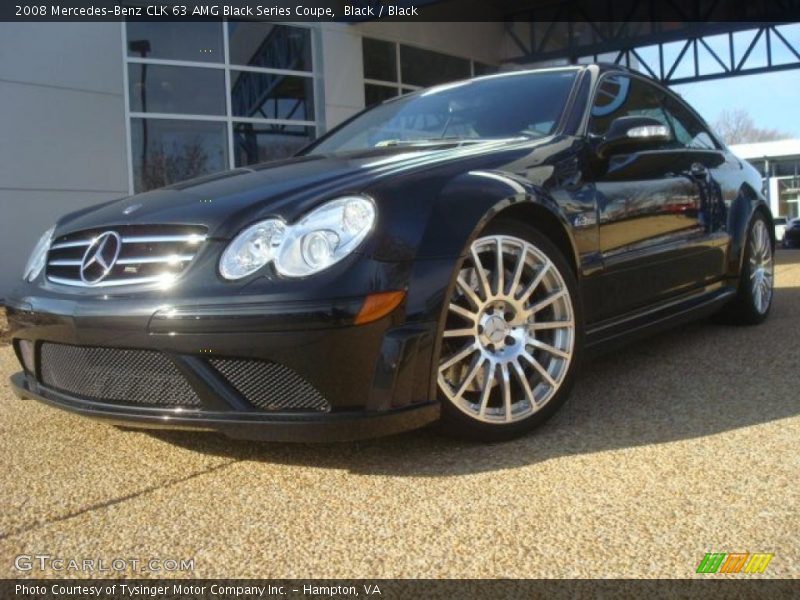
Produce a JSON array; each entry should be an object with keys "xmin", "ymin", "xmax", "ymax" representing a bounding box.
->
[{"xmin": 0, "ymin": 251, "xmax": 798, "ymax": 579}]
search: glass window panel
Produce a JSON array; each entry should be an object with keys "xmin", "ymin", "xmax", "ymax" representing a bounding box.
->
[
  {"xmin": 126, "ymin": 22, "xmax": 223, "ymax": 63},
  {"xmin": 772, "ymin": 160, "xmax": 798, "ymax": 177},
  {"xmin": 660, "ymin": 95, "xmax": 719, "ymax": 150},
  {"xmin": 365, "ymin": 84, "xmax": 399, "ymax": 107},
  {"xmin": 128, "ymin": 64, "xmax": 226, "ymax": 115},
  {"xmin": 230, "ymin": 71, "xmax": 314, "ymax": 120},
  {"xmin": 588, "ymin": 75, "xmax": 668, "ymax": 137},
  {"xmin": 400, "ymin": 45, "xmax": 471, "ymax": 87},
  {"xmin": 234, "ymin": 123, "xmax": 315, "ymax": 166},
  {"xmin": 313, "ymin": 71, "xmax": 578, "ymax": 154},
  {"xmin": 131, "ymin": 118, "xmax": 228, "ymax": 192},
  {"xmin": 228, "ymin": 22, "xmax": 312, "ymax": 71},
  {"xmin": 363, "ymin": 38, "xmax": 397, "ymax": 82}
]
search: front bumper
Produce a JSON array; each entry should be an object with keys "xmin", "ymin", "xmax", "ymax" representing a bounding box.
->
[
  {"xmin": 5, "ymin": 290, "xmax": 441, "ymax": 441},
  {"xmin": 10, "ymin": 372, "xmax": 439, "ymax": 442}
]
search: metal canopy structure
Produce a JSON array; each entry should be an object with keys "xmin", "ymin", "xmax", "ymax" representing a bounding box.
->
[{"xmin": 497, "ymin": 0, "xmax": 800, "ymax": 84}]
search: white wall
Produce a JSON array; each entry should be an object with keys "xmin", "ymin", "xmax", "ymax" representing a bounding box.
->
[{"xmin": 0, "ymin": 22, "xmax": 129, "ymax": 298}]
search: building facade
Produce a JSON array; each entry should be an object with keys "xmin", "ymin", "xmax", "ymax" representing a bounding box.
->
[
  {"xmin": 729, "ymin": 139, "xmax": 800, "ymax": 222},
  {"xmin": 0, "ymin": 20, "xmax": 506, "ymax": 297}
]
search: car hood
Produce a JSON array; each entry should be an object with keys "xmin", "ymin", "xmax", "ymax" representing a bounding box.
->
[{"xmin": 55, "ymin": 138, "xmax": 542, "ymax": 239}]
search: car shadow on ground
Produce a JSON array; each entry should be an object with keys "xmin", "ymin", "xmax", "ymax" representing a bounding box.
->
[{"xmin": 146, "ymin": 284, "xmax": 800, "ymax": 476}]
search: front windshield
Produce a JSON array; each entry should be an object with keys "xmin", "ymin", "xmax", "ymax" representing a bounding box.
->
[{"xmin": 308, "ymin": 69, "xmax": 578, "ymax": 154}]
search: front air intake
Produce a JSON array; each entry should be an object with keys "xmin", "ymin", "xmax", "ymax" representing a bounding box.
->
[
  {"xmin": 39, "ymin": 343, "xmax": 201, "ymax": 407},
  {"xmin": 209, "ymin": 358, "xmax": 331, "ymax": 412}
]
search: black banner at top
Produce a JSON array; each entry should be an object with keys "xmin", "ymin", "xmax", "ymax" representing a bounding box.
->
[{"xmin": 4, "ymin": 0, "xmax": 800, "ymax": 22}]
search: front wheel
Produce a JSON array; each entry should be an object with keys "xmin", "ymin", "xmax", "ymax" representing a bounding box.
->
[{"xmin": 435, "ymin": 221, "xmax": 582, "ymax": 441}]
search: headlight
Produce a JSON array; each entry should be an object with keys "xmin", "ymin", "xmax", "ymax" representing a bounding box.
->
[
  {"xmin": 23, "ymin": 226, "xmax": 54, "ymax": 282},
  {"xmin": 275, "ymin": 197, "xmax": 376, "ymax": 277},
  {"xmin": 219, "ymin": 196, "xmax": 376, "ymax": 280},
  {"xmin": 219, "ymin": 219, "xmax": 286, "ymax": 280}
]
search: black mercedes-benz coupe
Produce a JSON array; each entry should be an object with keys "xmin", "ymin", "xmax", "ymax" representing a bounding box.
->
[{"xmin": 7, "ymin": 64, "xmax": 775, "ymax": 442}]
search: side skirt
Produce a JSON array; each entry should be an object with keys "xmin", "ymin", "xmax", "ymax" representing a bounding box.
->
[{"xmin": 584, "ymin": 282, "xmax": 737, "ymax": 357}]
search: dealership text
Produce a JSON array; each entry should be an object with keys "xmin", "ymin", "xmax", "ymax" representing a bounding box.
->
[
  {"xmin": 17, "ymin": 583, "xmax": 381, "ymax": 597},
  {"xmin": 14, "ymin": 554, "xmax": 193, "ymax": 573}
]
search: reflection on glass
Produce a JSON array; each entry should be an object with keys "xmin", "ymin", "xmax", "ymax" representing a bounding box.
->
[
  {"xmin": 228, "ymin": 22, "xmax": 312, "ymax": 71},
  {"xmin": 400, "ymin": 45, "xmax": 471, "ymax": 87},
  {"xmin": 365, "ymin": 84, "xmax": 399, "ymax": 107},
  {"xmin": 128, "ymin": 64, "xmax": 226, "ymax": 115},
  {"xmin": 126, "ymin": 22, "xmax": 223, "ymax": 63},
  {"xmin": 363, "ymin": 38, "xmax": 397, "ymax": 81},
  {"xmin": 131, "ymin": 118, "xmax": 228, "ymax": 192},
  {"xmin": 230, "ymin": 71, "xmax": 314, "ymax": 120},
  {"xmin": 233, "ymin": 123, "xmax": 314, "ymax": 166}
]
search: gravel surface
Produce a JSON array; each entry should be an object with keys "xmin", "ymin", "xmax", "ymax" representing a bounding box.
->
[
  {"xmin": 0, "ymin": 307, "xmax": 7, "ymax": 346},
  {"xmin": 1, "ymin": 251, "xmax": 798, "ymax": 579}
]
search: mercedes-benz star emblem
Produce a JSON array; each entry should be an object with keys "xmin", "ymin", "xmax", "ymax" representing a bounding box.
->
[{"xmin": 80, "ymin": 231, "xmax": 122, "ymax": 284}]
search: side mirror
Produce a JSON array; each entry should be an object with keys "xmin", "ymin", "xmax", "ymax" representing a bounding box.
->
[{"xmin": 596, "ymin": 116, "xmax": 671, "ymax": 159}]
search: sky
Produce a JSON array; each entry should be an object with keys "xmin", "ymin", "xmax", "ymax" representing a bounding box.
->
[
  {"xmin": 674, "ymin": 70, "xmax": 800, "ymax": 137},
  {"xmin": 634, "ymin": 24, "xmax": 800, "ymax": 139}
]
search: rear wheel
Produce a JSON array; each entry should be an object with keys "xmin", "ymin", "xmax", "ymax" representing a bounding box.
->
[
  {"xmin": 718, "ymin": 214, "xmax": 774, "ymax": 325},
  {"xmin": 435, "ymin": 220, "xmax": 582, "ymax": 441}
]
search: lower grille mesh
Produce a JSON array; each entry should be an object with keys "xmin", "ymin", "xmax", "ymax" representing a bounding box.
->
[
  {"xmin": 209, "ymin": 358, "xmax": 330, "ymax": 412},
  {"xmin": 40, "ymin": 343, "xmax": 200, "ymax": 407}
]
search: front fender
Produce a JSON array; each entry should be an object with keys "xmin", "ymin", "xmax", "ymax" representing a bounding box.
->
[
  {"xmin": 726, "ymin": 185, "xmax": 774, "ymax": 277},
  {"xmin": 399, "ymin": 169, "xmax": 578, "ymax": 323},
  {"xmin": 416, "ymin": 169, "xmax": 577, "ymax": 260}
]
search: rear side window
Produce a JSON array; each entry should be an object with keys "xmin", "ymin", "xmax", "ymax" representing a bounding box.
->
[
  {"xmin": 588, "ymin": 75, "xmax": 669, "ymax": 137},
  {"xmin": 660, "ymin": 94, "xmax": 719, "ymax": 150}
]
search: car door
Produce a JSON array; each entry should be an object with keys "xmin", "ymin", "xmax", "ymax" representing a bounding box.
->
[
  {"xmin": 658, "ymin": 92, "xmax": 732, "ymax": 281},
  {"xmin": 586, "ymin": 73, "xmax": 712, "ymax": 321}
]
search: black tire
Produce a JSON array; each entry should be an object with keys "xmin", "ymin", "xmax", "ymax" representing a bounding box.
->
[
  {"xmin": 435, "ymin": 219, "xmax": 583, "ymax": 442},
  {"xmin": 716, "ymin": 213, "xmax": 774, "ymax": 325}
]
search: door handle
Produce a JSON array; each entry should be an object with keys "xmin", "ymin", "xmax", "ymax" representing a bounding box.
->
[{"xmin": 690, "ymin": 163, "xmax": 708, "ymax": 179}]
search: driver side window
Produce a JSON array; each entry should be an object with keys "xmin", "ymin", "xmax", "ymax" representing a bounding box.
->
[{"xmin": 589, "ymin": 75, "xmax": 670, "ymax": 140}]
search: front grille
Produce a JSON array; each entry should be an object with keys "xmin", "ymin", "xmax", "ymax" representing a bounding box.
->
[
  {"xmin": 46, "ymin": 224, "xmax": 207, "ymax": 287},
  {"xmin": 209, "ymin": 358, "xmax": 330, "ymax": 412},
  {"xmin": 40, "ymin": 343, "xmax": 201, "ymax": 407}
]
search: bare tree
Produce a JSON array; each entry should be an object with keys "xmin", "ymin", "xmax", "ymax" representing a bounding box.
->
[
  {"xmin": 712, "ymin": 108, "xmax": 794, "ymax": 145},
  {"xmin": 137, "ymin": 139, "xmax": 218, "ymax": 192}
]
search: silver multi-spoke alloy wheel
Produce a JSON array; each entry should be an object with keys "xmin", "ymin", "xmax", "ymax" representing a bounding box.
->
[
  {"xmin": 438, "ymin": 234, "xmax": 575, "ymax": 424},
  {"xmin": 749, "ymin": 219, "xmax": 774, "ymax": 314}
]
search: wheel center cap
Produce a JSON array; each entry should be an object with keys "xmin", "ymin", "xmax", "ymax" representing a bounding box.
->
[{"xmin": 484, "ymin": 315, "xmax": 508, "ymax": 344}]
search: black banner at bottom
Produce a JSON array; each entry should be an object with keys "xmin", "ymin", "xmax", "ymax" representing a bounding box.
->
[{"xmin": 3, "ymin": 579, "xmax": 799, "ymax": 600}]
